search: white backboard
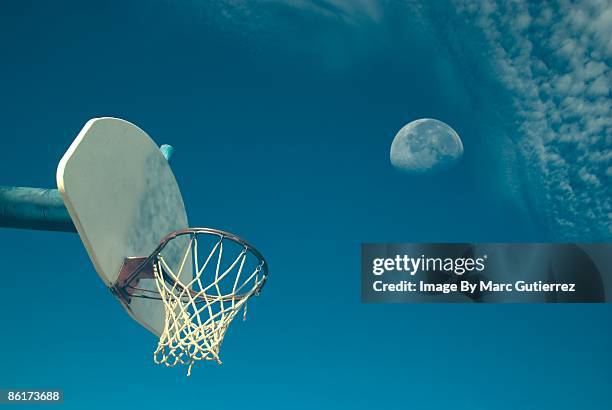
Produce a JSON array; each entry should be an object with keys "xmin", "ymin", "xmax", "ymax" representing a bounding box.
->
[{"xmin": 57, "ymin": 117, "xmax": 190, "ymax": 335}]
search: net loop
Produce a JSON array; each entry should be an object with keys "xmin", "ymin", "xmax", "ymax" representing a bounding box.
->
[{"xmin": 148, "ymin": 228, "xmax": 267, "ymax": 376}]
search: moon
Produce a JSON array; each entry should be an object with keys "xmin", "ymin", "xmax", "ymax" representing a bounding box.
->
[{"xmin": 390, "ymin": 118, "xmax": 463, "ymax": 174}]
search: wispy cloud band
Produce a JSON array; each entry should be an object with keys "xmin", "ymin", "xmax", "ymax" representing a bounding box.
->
[{"xmin": 453, "ymin": 0, "xmax": 611, "ymax": 239}]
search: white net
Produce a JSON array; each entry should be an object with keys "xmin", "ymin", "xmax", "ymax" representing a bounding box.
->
[{"xmin": 151, "ymin": 230, "xmax": 266, "ymax": 376}]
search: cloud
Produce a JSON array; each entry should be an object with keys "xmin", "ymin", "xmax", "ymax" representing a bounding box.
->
[
  {"xmin": 452, "ymin": 0, "xmax": 611, "ymax": 240},
  {"xmin": 278, "ymin": 0, "xmax": 383, "ymax": 22},
  {"xmin": 265, "ymin": 0, "xmax": 611, "ymax": 239},
  {"xmin": 206, "ymin": 0, "xmax": 384, "ymax": 25},
  {"xmin": 205, "ymin": 0, "xmax": 611, "ymax": 239}
]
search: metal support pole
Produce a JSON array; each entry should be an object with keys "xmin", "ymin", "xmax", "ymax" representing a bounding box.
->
[{"xmin": 0, "ymin": 186, "xmax": 75, "ymax": 232}]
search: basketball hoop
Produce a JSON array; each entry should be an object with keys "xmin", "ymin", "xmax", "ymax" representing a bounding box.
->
[{"xmin": 112, "ymin": 228, "xmax": 268, "ymax": 376}]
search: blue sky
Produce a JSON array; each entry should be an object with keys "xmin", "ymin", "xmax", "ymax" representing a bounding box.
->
[{"xmin": 0, "ymin": 1, "xmax": 610, "ymax": 409}]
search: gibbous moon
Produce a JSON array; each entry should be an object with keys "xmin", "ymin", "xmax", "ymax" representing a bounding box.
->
[{"xmin": 390, "ymin": 118, "xmax": 463, "ymax": 174}]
